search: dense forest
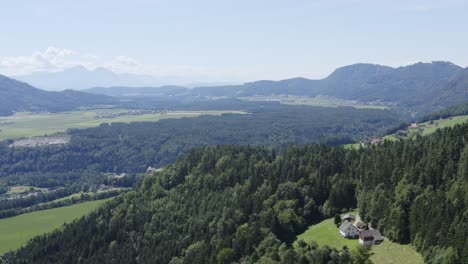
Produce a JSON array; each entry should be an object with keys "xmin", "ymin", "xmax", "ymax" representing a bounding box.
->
[
  {"xmin": 0, "ymin": 105, "xmax": 398, "ymax": 189},
  {"xmin": 7, "ymin": 123, "xmax": 467, "ymax": 264}
]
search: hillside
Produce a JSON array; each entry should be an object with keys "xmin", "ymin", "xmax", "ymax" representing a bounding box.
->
[
  {"xmin": 6, "ymin": 123, "xmax": 467, "ymax": 264},
  {"xmin": 0, "ymin": 75, "xmax": 117, "ymax": 116},
  {"xmin": 431, "ymin": 68, "xmax": 468, "ymax": 110}
]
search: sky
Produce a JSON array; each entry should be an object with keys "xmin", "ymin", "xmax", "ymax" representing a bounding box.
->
[{"xmin": 0, "ymin": 0, "xmax": 467, "ymax": 82}]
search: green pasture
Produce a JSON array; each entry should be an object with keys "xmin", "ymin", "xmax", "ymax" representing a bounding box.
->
[
  {"xmin": 0, "ymin": 109, "xmax": 244, "ymax": 140},
  {"xmin": 241, "ymin": 95, "xmax": 389, "ymax": 109},
  {"xmin": 294, "ymin": 216, "xmax": 424, "ymax": 264},
  {"xmin": 0, "ymin": 199, "xmax": 110, "ymax": 254}
]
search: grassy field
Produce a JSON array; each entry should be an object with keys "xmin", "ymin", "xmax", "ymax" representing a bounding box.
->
[
  {"xmin": 383, "ymin": 115, "xmax": 468, "ymax": 142},
  {"xmin": 0, "ymin": 109, "xmax": 245, "ymax": 140},
  {"xmin": 294, "ymin": 217, "xmax": 424, "ymax": 264},
  {"xmin": 295, "ymin": 217, "xmax": 359, "ymax": 250},
  {"xmin": 7, "ymin": 185, "xmax": 47, "ymax": 194},
  {"xmin": 420, "ymin": 115, "xmax": 468, "ymax": 136},
  {"xmin": 0, "ymin": 199, "xmax": 110, "ymax": 254},
  {"xmin": 343, "ymin": 143, "xmax": 363, "ymax": 150},
  {"xmin": 370, "ymin": 239, "xmax": 424, "ymax": 264},
  {"xmin": 241, "ymin": 95, "xmax": 389, "ymax": 109},
  {"xmin": 51, "ymin": 187, "xmax": 129, "ymax": 203}
]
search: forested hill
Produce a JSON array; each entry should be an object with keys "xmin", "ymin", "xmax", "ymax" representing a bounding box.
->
[
  {"xmin": 8, "ymin": 123, "xmax": 467, "ymax": 264},
  {"xmin": 0, "ymin": 75, "xmax": 116, "ymax": 116}
]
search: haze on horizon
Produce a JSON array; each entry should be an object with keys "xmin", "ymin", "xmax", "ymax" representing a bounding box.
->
[{"xmin": 1, "ymin": 0, "xmax": 468, "ymax": 83}]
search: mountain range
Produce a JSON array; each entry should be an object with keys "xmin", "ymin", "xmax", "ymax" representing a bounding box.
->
[
  {"xmin": 85, "ymin": 61, "xmax": 468, "ymax": 115},
  {"xmin": 14, "ymin": 66, "xmax": 241, "ymax": 91},
  {"xmin": 13, "ymin": 66, "xmax": 185, "ymax": 91},
  {"xmin": 0, "ymin": 74, "xmax": 116, "ymax": 116},
  {"xmin": 2, "ymin": 61, "xmax": 467, "ymax": 117}
]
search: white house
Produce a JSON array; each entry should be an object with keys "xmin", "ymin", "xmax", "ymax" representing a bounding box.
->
[{"xmin": 339, "ymin": 220, "xmax": 359, "ymax": 238}]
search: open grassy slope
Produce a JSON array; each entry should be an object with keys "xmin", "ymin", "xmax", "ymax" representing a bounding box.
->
[
  {"xmin": 420, "ymin": 115, "xmax": 468, "ymax": 135},
  {"xmin": 0, "ymin": 199, "xmax": 110, "ymax": 255},
  {"xmin": 295, "ymin": 217, "xmax": 359, "ymax": 250},
  {"xmin": 0, "ymin": 109, "xmax": 244, "ymax": 140},
  {"xmin": 294, "ymin": 216, "xmax": 424, "ymax": 264}
]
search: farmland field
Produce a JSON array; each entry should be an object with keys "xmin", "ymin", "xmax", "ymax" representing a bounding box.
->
[
  {"xmin": 241, "ymin": 95, "xmax": 389, "ymax": 109},
  {"xmin": 294, "ymin": 216, "xmax": 424, "ymax": 264},
  {"xmin": 0, "ymin": 109, "xmax": 245, "ymax": 140},
  {"xmin": 0, "ymin": 199, "xmax": 110, "ymax": 254},
  {"xmin": 383, "ymin": 114, "xmax": 468, "ymax": 141},
  {"xmin": 420, "ymin": 115, "xmax": 468, "ymax": 135}
]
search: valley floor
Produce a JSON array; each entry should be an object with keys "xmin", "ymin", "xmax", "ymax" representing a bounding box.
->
[{"xmin": 0, "ymin": 109, "xmax": 245, "ymax": 140}]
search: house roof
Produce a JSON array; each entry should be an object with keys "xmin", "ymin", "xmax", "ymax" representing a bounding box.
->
[
  {"xmin": 370, "ymin": 229, "xmax": 383, "ymax": 241},
  {"xmin": 339, "ymin": 220, "xmax": 357, "ymax": 232},
  {"xmin": 360, "ymin": 229, "xmax": 383, "ymax": 240},
  {"xmin": 360, "ymin": 230, "xmax": 374, "ymax": 239}
]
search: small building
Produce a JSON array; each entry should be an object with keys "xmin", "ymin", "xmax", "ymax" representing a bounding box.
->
[
  {"xmin": 370, "ymin": 138, "xmax": 381, "ymax": 144},
  {"xmin": 146, "ymin": 166, "xmax": 157, "ymax": 175},
  {"xmin": 359, "ymin": 229, "xmax": 384, "ymax": 247},
  {"xmin": 355, "ymin": 221, "xmax": 366, "ymax": 230},
  {"xmin": 409, "ymin": 123, "xmax": 419, "ymax": 129},
  {"xmin": 97, "ymin": 184, "xmax": 109, "ymax": 191},
  {"xmin": 341, "ymin": 213, "xmax": 356, "ymax": 222},
  {"xmin": 339, "ymin": 220, "xmax": 360, "ymax": 238}
]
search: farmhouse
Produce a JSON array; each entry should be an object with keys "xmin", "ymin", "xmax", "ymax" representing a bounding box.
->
[
  {"xmin": 339, "ymin": 220, "xmax": 359, "ymax": 238},
  {"xmin": 359, "ymin": 229, "xmax": 384, "ymax": 246},
  {"xmin": 409, "ymin": 123, "xmax": 420, "ymax": 129}
]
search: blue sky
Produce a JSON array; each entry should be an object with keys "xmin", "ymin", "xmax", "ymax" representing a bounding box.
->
[{"xmin": 1, "ymin": 0, "xmax": 467, "ymax": 82}]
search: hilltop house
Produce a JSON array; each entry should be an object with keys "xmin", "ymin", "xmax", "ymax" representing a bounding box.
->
[
  {"xmin": 339, "ymin": 220, "xmax": 359, "ymax": 238},
  {"xmin": 359, "ymin": 229, "xmax": 384, "ymax": 246}
]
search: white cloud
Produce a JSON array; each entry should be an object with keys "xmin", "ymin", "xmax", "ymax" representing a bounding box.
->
[
  {"xmin": 0, "ymin": 47, "xmax": 100, "ymax": 75},
  {"xmin": 0, "ymin": 47, "xmax": 249, "ymax": 82}
]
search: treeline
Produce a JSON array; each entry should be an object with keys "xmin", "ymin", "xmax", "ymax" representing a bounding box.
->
[
  {"xmin": 8, "ymin": 123, "xmax": 467, "ymax": 263},
  {"xmin": 0, "ymin": 104, "xmax": 398, "ymax": 189}
]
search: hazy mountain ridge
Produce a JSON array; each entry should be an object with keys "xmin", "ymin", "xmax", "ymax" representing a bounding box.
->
[
  {"xmin": 3, "ymin": 61, "xmax": 467, "ymax": 117},
  {"xmin": 14, "ymin": 66, "xmax": 186, "ymax": 91},
  {"xmin": 83, "ymin": 61, "xmax": 467, "ymax": 115},
  {"xmin": 0, "ymin": 74, "xmax": 116, "ymax": 116}
]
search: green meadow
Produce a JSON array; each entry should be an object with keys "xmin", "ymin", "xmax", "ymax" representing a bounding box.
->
[
  {"xmin": 383, "ymin": 114, "xmax": 468, "ymax": 142},
  {"xmin": 420, "ymin": 115, "xmax": 468, "ymax": 136},
  {"xmin": 241, "ymin": 95, "xmax": 389, "ymax": 109},
  {"xmin": 294, "ymin": 216, "xmax": 424, "ymax": 264},
  {"xmin": 0, "ymin": 109, "xmax": 245, "ymax": 140},
  {"xmin": 0, "ymin": 199, "xmax": 110, "ymax": 254}
]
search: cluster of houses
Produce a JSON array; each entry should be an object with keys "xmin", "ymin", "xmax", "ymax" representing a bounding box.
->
[{"xmin": 339, "ymin": 213, "xmax": 383, "ymax": 247}]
